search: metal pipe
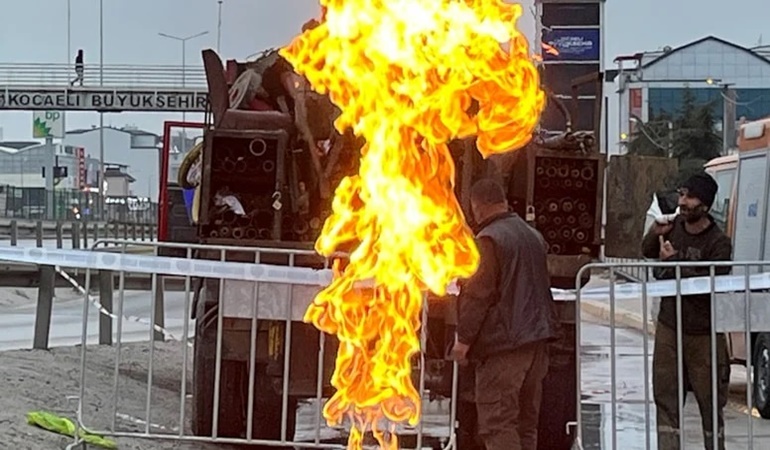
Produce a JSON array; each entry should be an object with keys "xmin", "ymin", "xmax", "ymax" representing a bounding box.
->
[
  {"xmin": 110, "ymin": 244, "xmax": 128, "ymax": 431},
  {"xmin": 609, "ymin": 267, "xmax": 618, "ymax": 449},
  {"xmin": 280, "ymin": 254, "xmax": 295, "ymax": 441},
  {"xmin": 710, "ymin": 265, "xmax": 718, "ymax": 450},
  {"xmin": 245, "ymin": 252, "xmax": 260, "ymax": 440},
  {"xmin": 746, "ymin": 268, "xmax": 754, "ymax": 448},
  {"xmin": 145, "ymin": 271, "xmax": 158, "ymax": 432},
  {"xmin": 178, "ymin": 248, "xmax": 193, "ymax": 436},
  {"xmin": 211, "ymin": 250, "xmax": 226, "ymax": 437},
  {"xmin": 222, "ymin": 158, "xmax": 236, "ymax": 172},
  {"xmin": 641, "ymin": 270, "xmax": 651, "ymax": 450},
  {"xmin": 676, "ymin": 266, "xmax": 685, "ymax": 450}
]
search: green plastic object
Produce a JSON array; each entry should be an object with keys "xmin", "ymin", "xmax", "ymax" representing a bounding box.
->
[{"xmin": 26, "ymin": 410, "xmax": 118, "ymax": 449}]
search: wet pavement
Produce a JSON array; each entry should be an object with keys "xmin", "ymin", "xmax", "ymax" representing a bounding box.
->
[{"xmin": 580, "ymin": 315, "xmax": 770, "ymax": 449}]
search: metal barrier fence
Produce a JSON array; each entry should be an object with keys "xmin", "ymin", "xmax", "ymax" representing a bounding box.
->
[
  {"xmin": 575, "ymin": 260, "xmax": 770, "ymax": 450},
  {"xmin": 0, "ymin": 63, "xmax": 206, "ymax": 88},
  {"xmin": 66, "ymin": 239, "xmax": 459, "ymax": 449},
  {"xmin": 601, "ymin": 256, "xmax": 650, "ymax": 282}
]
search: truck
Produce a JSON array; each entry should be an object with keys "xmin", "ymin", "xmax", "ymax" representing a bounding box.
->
[
  {"xmin": 703, "ymin": 116, "xmax": 770, "ymax": 418},
  {"xmin": 158, "ymin": 6, "xmax": 606, "ymax": 447}
]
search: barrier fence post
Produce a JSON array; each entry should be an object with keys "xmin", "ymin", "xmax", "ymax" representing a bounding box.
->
[
  {"xmin": 35, "ymin": 220, "xmax": 43, "ymax": 247},
  {"xmin": 153, "ymin": 275, "xmax": 166, "ymax": 342},
  {"xmin": 55, "ymin": 221, "xmax": 63, "ymax": 249},
  {"xmin": 72, "ymin": 221, "xmax": 81, "ymax": 249},
  {"xmin": 99, "ymin": 270, "xmax": 114, "ymax": 346},
  {"xmin": 33, "ymin": 265, "xmax": 56, "ymax": 350},
  {"xmin": 82, "ymin": 222, "xmax": 89, "ymax": 248},
  {"xmin": 10, "ymin": 219, "xmax": 17, "ymax": 246}
]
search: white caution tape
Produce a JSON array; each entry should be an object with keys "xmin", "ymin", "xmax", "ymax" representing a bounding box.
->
[
  {"xmin": 0, "ymin": 246, "xmax": 766, "ymax": 305},
  {"xmin": 0, "ymin": 246, "xmax": 332, "ymax": 286},
  {"xmin": 551, "ymin": 271, "xmax": 770, "ymax": 301},
  {"xmin": 53, "ymin": 265, "xmax": 191, "ymax": 346}
]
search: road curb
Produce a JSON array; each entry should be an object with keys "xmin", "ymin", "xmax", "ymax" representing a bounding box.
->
[{"xmin": 581, "ymin": 300, "xmax": 656, "ymax": 336}]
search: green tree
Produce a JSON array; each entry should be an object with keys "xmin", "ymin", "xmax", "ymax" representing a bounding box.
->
[
  {"xmin": 670, "ymin": 88, "xmax": 722, "ymax": 162},
  {"xmin": 627, "ymin": 87, "xmax": 723, "ymax": 188},
  {"xmin": 627, "ymin": 111, "xmax": 674, "ymax": 157}
]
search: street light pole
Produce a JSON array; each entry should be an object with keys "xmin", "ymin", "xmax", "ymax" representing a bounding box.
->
[
  {"xmin": 158, "ymin": 30, "xmax": 209, "ymax": 146},
  {"xmin": 67, "ymin": 0, "xmax": 71, "ymax": 61},
  {"xmin": 217, "ymin": 1, "xmax": 223, "ymax": 53},
  {"xmin": 99, "ymin": 0, "xmax": 105, "ymax": 220},
  {"xmin": 722, "ymin": 83, "xmax": 737, "ymax": 155}
]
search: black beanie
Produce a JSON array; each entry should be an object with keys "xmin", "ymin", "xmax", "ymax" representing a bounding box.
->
[{"xmin": 681, "ymin": 173, "xmax": 718, "ymax": 209}]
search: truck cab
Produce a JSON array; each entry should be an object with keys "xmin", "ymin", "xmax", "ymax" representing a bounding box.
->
[{"xmin": 705, "ymin": 116, "xmax": 770, "ymax": 418}]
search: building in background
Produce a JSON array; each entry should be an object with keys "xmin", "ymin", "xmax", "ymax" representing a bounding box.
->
[
  {"xmin": 0, "ymin": 140, "xmax": 100, "ymax": 219},
  {"xmin": 63, "ymin": 125, "xmax": 162, "ymax": 200},
  {"xmin": 103, "ymin": 164, "xmax": 135, "ymax": 197},
  {"xmin": 612, "ymin": 36, "xmax": 770, "ymax": 154}
]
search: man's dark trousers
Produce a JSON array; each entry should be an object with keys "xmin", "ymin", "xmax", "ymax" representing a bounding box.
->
[
  {"xmin": 653, "ymin": 323, "xmax": 730, "ymax": 450},
  {"xmin": 475, "ymin": 340, "xmax": 549, "ymax": 450}
]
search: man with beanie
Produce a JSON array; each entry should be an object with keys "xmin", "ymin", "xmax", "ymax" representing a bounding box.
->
[{"xmin": 642, "ymin": 172, "xmax": 732, "ymax": 450}]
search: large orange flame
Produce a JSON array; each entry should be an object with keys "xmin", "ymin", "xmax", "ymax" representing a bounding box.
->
[{"xmin": 280, "ymin": 1, "xmax": 544, "ymax": 447}]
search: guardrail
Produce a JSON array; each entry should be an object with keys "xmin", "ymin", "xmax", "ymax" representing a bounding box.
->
[
  {"xmin": 0, "ymin": 219, "xmax": 157, "ymax": 249},
  {"xmin": 0, "ymin": 63, "xmax": 206, "ymax": 89}
]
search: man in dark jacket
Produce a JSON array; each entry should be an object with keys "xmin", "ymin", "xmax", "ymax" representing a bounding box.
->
[
  {"xmin": 450, "ymin": 178, "xmax": 558, "ymax": 450},
  {"xmin": 70, "ymin": 49, "xmax": 84, "ymax": 86},
  {"xmin": 641, "ymin": 172, "xmax": 732, "ymax": 450}
]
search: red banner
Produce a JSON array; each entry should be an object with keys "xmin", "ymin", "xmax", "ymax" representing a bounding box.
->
[
  {"xmin": 76, "ymin": 147, "xmax": 86, "ymax": 189},
  {"xmin": 629, "ymin": 88, "xmax": 643, "ymax": 133}
]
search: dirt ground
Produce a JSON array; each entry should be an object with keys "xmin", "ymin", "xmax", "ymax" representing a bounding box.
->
[
  {"xmin": 0, "ymin": 341, "xmax": 452, "ymax": 449},
  {"xmin": 0, "ymin": 341, "xmax": 248, "ymax": 450}
]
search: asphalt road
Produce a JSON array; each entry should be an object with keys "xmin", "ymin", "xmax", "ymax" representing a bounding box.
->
[
  {"xmin": 580, "ymin": 315, "xmax": 770, "ymax": 448},
  {"xmin": 0, "ymin": 289, "xmax": 192, "ymax": 351}
]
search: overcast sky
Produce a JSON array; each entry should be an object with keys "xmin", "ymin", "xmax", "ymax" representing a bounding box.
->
[{"xmin": 0, "ymin": 0, "xmax": 767, "ymax": 141}]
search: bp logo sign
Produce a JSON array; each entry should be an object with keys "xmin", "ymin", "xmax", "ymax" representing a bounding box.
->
[{"xmin": 32, "ymin": 111, "xmax": 65, "ymax": 138}]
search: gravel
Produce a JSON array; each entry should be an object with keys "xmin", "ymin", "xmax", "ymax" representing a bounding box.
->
[
  {"xmin": 0, "ymin": 341, "xmax": 239, "ymax": 450},
  {"xmin": 0, "ymin": 341, "xmax": 452, "ymax": 449}
]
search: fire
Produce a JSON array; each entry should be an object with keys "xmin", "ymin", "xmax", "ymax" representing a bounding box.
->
[
  {"xmin": 280, "ymin": 0, "xmax": 544, "ymax": 447},
  {"xmin": 542, "ymin": 42, "xmax": 560, "ymax": 56}
]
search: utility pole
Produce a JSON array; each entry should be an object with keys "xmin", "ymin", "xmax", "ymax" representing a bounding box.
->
[{"xmin": 722, "ymin": 83, "xmax": 737, "ymax": 155}]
